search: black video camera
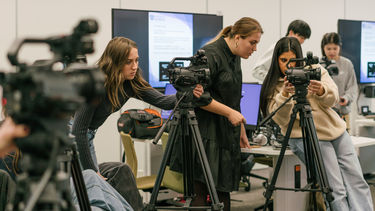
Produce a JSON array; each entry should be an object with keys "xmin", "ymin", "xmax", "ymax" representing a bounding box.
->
[
  {"xmin": 285, "ymin": 51, "xmax": 321, "ymax": 87},
  {"xmin": 320, "ymin": 56, "xmax": 339, "ymax": 76},
  {"xmin": 167, "ymin": 50, "xmax": 210, "ymax": 92},
  {"xmin": 0, "ymin": 19, "xmax": 105, "ymax": 156}
]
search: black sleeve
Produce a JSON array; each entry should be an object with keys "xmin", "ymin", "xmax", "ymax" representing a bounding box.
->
[
  {"xmin": 138, "ymin": 88, "xmax": 176, "ymax": 110},
  {"xmin": 71, "ymin": 104, "xmax": 98, "ymax": 171}
]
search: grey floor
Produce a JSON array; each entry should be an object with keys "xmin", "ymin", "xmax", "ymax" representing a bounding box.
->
[
  {"xmin": 231, "ymin": 168, "xmax": 375, "ymax": 211},
  {"xmin": 156, "ymin": 168, "xmax": 375, "ymax": 210}
]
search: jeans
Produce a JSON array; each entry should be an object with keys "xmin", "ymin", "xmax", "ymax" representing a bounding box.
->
[
  {"xmin": 289, "ymin": 131, "xmax": 373, "ymax": 211},
  {"xmin": 70, "ymin": 169, "xmax": 133, "ymax": 211}
]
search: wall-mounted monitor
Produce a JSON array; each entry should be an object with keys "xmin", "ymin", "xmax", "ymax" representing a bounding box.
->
[
  {"xmin": 112, "ymin": 9, "xmax": 223, "ymax": 88},
  {"xmin": 338, "ymin": 19, "xmax": 375, "ymax": 84}
]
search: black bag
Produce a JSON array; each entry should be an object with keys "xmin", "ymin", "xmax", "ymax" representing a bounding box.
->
[{"xmin": 117, "ymin": 109, "xmax": 163, "ymax": 139}]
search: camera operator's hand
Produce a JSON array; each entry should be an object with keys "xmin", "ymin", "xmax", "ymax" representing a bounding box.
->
[
  {"xmin": 227, "ymin": 110, "xmax": 246, "ymax": 126},
  {"xmin": 308, "ymin": 80, "xmax": 325, "ymax": 96},
  {"xmin": 0, "ymin": 117, "xmax": 29, "ymax": 157},
  {"xmin": 282, "ymin": 76, "xmax": 295, "ymax": 97},
  {"xmin": 339, "ymin": 97, "xmax": 348, "ymax": 106},
  {"xmin": 201, "ymin": 99, "xmax": 245, "ymax": 126},
  {"xmin": 192, "ymin": 84, "xmax": 204, "ymax": 98}
]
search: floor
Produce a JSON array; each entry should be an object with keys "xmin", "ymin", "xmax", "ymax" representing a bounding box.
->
[
  {"xmin": 150, "ymin": 168, "xmax": 375, "ymax": 210},
  {"xmin": 231, "ymin": 168, "xmax": 375, "ymax": 211}
]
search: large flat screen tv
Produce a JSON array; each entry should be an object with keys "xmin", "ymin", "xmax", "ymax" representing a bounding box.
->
[
  {"xmin": 338, "ymin": 19, "xmax": 375, "ymax": 84},
  {"xmin": 112, "ymin": 9, "xmax": 223, "ymax": 88}
]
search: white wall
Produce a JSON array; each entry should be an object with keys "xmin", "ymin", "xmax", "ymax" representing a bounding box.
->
[{"xmin": 1, "ymin": 0, "xmax": 375, "ymax": 164}]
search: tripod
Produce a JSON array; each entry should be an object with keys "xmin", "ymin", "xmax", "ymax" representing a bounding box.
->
[
  {"xmin": 145, "ymin": 92, "xmax": 224, "ymax": 211},
  {"xmin": 262, "ymin": 87, "xmax": 334, "ymax": 211},
  {"xmin": 6, "ymin": 119, "xmax": 91, "ymax": 211}
]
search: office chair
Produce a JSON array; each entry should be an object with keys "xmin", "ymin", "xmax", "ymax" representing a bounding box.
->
[
  {"xmin": 120, "ymin": 132, "xmax": 159, "ymax": 192},
  {"xmin": 160, "ymin": 132, "xmax": 184, "ymax": 194},
  {"xmin": 120, "ymin": 132, "xmax": 184, "ymax": 194},
  {"xmin": 240, "ymin": 153, "xmax": 270, "ymax": 192}
]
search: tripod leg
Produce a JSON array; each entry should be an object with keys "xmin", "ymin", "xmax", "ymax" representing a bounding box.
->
[
  {"xmin": 147, "ymin": 113, "xmax": 180, "ymax": 210},
  {"xmin": 70, "ymin": 145, "xmax": 92, "ymax": 211},
  {"xmin": 187, "ymin": 110, "xmax": 223, "ymax": 211},
  {"xmin": 304, "ymin": 115, "xmax": 334, "ymax": 206},
  {"xmin": 263, "ymin": 107, "xmax": 298, "ymax": 211}
]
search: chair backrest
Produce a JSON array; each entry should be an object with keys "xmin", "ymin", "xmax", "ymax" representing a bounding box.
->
[
  {"xmin": 160, "ymin": 132, "xmax": 184, "ymax": 193},
  {"xmin": 120, "ymin": 132, "xmax": 138, "ymax": 177}
]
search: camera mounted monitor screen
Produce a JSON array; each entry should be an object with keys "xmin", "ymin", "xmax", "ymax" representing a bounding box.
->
[
  {"xmin": 161, "ymin": 83, "xmax": 262, "ymax": 127},
  {"xmin": 112, "ymin": 9, "xmax": 223, "ymax": 88},
  {"xmin": 338, "ymin": 19, "xmax": 375, "ymax": 83}
]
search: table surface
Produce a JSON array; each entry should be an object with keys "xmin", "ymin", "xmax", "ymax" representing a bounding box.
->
[{"xmin": 241, "ymin": 136, "xmax": 375, "ymax": 155}]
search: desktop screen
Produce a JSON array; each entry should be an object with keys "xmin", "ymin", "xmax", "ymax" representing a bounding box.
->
[
  {"xmin": 161, "ymin": 83, "xmax": 261, "ymax": 127},
  {"xmin": 241, "ymin": 83, "xmax": 261, "ymax": 126}
]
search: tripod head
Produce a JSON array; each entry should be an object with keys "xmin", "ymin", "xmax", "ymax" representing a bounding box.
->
[{"xmin": 152, "ymin": 91, "xmax": 192, "ymax": 144}]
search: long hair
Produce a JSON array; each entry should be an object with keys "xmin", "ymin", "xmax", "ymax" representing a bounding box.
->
[
  {"xmin": 97, "ymin": 37, "xmax": 151, "ymax": 110},
  {"xmin": 321, "ymin": 32, "xmax": 342, "ymax": 57},
  {"xmin": 259, "ymin": 37, "xmax": 303, "ymax": 116},
  {"xmin": 206, "ymin": 17, "xmax": 263, "ymax": 44}
]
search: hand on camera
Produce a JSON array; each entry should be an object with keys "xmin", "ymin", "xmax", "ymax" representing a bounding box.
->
[
  {"xmin": 192, "ymin": 84, "xmax": 204, "ymax": 98},
  {"xmin": 227, "ymin": 110, "xmax": 246, "ymax": 126},
  {"xmin": 0, "ymin": 117, "xmax": 29, "ymax": 157},
  {"xmin": 308, "ymin": 80, "xmax": 324, "ymax": 96},
  {"xmin": 282, "ymin": 77, "xmax": 295, "ymax": 97}
]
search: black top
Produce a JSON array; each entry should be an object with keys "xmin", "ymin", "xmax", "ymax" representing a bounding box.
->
[
  {"xmin": 196, "ymin": 36, "xmax": 243, "ymax": 149},
  {"xmin": 72, "ymin": 80, "xmax": 176, "ymax": 171},
  {"xmin": 169, "ymin": 37, "xmax": 243, "ymax": 192}
]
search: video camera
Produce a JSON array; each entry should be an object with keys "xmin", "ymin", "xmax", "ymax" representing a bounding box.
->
[
  {"xmin": 0, "ymin": 19, "xmax": 105, "ymax": 155},
  {"xmin": 320, "ymin": 56, "xmax": 339, "ymax": 76},
  {"xmin": 167, "ymin": 49, "xmax": 210, "ymax": 92},
  {"xmin": 285, "ymin": 51, "xmax": 321, "ymax": 87}
]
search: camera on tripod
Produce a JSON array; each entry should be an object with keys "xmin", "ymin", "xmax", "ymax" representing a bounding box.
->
[
  {"xmin": 1, "ymin": 19, "xmax": 104, "ymax": 211},
  {"xmin": 285, "ymin": 51, "xmax": 321, "ymax": 87},
  {"xmin": 320, "ymin": 56, "xmax": 339, "ymax": 76},
  {"xmin": 1, "ymin": 19, "xmax": 104, "ymax": 141},
  {"xmin": 167, "ymin": 49, "xmax": 210, "ymax": 92}
]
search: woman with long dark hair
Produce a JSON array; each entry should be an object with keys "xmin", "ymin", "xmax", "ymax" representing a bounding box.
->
[{"xmin": 260, "ymin": 37, "xmax": 373, "ymax": 211}]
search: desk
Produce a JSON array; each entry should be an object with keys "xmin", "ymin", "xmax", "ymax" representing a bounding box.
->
[
  {"xmin": 133, "ymin": 138, "xmax": 163, "ymax": 177},
  {"xmin": 354, "ymin": 118, "xmax": 375, "ymax": 136},
  {"xmin": 351, "ymin": 136, "xmax": 375, "ymax": 174},
  {"xmin": 242, "ymin": 146, "xmax": 308, "ymax": 211},
  {"xmin": 242, "ymin": 136, "xmax": 375, "ymax": 211}
]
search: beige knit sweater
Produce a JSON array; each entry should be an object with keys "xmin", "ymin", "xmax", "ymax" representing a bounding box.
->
[{"xmin": 268, "ymin": 64, "xmax": 347, "ymax": 141}]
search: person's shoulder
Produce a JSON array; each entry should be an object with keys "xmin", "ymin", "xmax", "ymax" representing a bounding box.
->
[{"xmin": 339, "ymin": 56, "xmax": 353, "ymax": 65}]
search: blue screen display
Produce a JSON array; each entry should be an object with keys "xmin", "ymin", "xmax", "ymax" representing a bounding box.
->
[{"xmin": 161, "ymin": 83, "xmax": 261, "ymax": 126}]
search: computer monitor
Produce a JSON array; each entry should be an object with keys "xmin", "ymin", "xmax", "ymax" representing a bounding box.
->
[
  {"xmin": 240, "ymin": 83, "xmax": 262, "ymax": 128},
  {"xmin": 161, "ymin": 83, "xmax": 177, "ymax": 119},
  {"xmin": 161, "ymin": 83, "xmax": 262, "ymax": 127}
]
